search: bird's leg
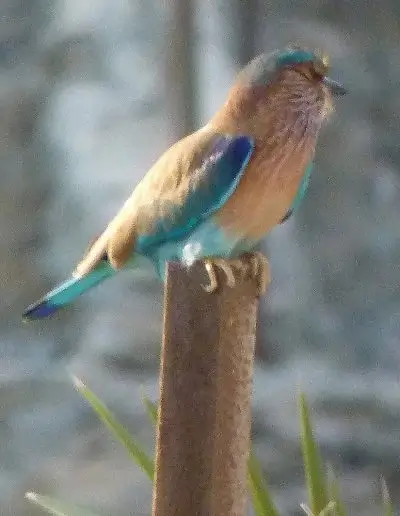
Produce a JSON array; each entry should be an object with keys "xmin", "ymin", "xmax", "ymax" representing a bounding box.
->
[
  {"xmin": 247, "ymin": 251, "xmax": 270, "ymax": 295},
  {"xmin": 203, "ymin": 261, "xmax": 218, "ymax": 293},
  {"xmin": 203, "ymin": 258, "xmax": 236, "ymax": 293},
  {"xmin": 202, "ymin": 253, "xmax": 270, "ymax": 294}
]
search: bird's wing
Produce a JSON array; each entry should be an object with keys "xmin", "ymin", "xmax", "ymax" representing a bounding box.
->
[
  {"xmin": 74, "ymin": 132, "xmax": 254, "ymax": 277},
  {"xmin": 136, "ymin": 134, "xmax": 254, "ymax": 252}
]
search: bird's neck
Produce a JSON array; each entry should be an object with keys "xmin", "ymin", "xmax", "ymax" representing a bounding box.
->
[{"xmin": 210, "ymin": 72, "xmax": 329, "ymax": 145}]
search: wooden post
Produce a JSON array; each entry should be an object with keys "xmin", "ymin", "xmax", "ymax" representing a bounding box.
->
[{"xmin": 152, "ymin": 258, "xmax": 268, "ymax": 516}]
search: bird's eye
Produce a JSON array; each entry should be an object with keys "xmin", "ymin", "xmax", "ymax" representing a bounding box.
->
[
  {"xmin": 321, "ymin": 53, "xmax": 330, "ymax": 68},
  {"xmin": 313, "ymin": 58, "xmax": 328, "ymax": 77}
]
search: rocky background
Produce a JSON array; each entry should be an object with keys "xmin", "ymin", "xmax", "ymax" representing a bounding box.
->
[{"xmin": 2, "ymin": 0, "xmax": 400, "ymax": 514}]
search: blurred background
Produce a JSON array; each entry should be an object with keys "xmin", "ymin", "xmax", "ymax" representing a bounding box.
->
[{"xmin": 2, "ymin": 0, "xmax": 400, "ymax": 514}]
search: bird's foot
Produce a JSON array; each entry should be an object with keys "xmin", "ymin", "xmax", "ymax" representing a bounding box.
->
[
  {"xmin": 247, "ymin": 251, "xmax": 270, "ymax": 296},
  {"xmin": 202, "ymin": 252, "xmax": 270, "ymax": 295},
  {"xmin": 203, "ymin": 258, "xmax": 237, "ymax": 293}
]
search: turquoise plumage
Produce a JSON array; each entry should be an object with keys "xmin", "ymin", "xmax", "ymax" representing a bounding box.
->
[{"xmin": 24, "ymin": 261, "xmax": 115, "ymax": 319}]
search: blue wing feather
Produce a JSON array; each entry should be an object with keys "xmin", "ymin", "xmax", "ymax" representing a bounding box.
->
[
  {"xmin": 137, "ymin": 135, "xmax": 254, "ymax": 252},
  {"xmin": 22, "ymin": 260, "xmax": 115, "ymax": 321}
]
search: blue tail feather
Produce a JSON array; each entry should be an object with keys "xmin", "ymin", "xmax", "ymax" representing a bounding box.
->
[{"xmin": 22, "ymin": 261, "xmax": 115, "ymax": 321}]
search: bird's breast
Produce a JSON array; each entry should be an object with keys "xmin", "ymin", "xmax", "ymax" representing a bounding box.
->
[{"xmin": 216, "ymin": 139, "xmax": 314, "ymax": 241}]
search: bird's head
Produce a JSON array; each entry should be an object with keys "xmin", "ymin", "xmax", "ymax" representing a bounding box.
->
[
  {"xmin": 213, "ymin": 46, "xmax": 346, "ymax": 135},
  {"xmin": 222, "ymin": 45, "xmax": 346, "ymax": 130},
  {"xmin": 238, "ymin": 46, "xmax": 346, "ymax": 97}
]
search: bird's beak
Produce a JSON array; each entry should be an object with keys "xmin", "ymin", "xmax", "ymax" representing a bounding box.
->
[{"xmin": 322, "ymin": 76, "xmax": 347, "ymax": 95}]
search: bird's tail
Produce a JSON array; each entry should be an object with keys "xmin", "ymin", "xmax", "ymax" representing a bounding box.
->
[{"xmin": 22, "ymin": 260, "xmax": 115, "ymax": 321}]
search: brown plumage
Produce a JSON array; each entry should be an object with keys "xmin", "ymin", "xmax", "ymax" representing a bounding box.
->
[{"xmin": 214, "ymin": 64, "xmax": 332, "ymax": 239}]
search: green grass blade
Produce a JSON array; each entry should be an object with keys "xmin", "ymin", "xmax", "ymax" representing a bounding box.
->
[
  {"xmin": 319, "ymin": 501, "xmax": 337, "ymax": 515},
  {"xmin": 141, "ymin": 391, "xmax": 158, "ymax": 426},
  {"xmin": 25, "ymin": 492, "xmax": 100, "ymax": 516},
  {"xmin": 301, "ymin": 500, "xmax": 336, "ymax": 516},
  {"xmin": 327, "ymin": 465, "xmax": 346, "ymax": 516},
  {"xmin": 299, "ymin": 393, "xmax": 328, "ymax": 515},
  {"xmin": 381, "ymin": 477, "xmax": 394, "ymax": 516},
  {"xmin": 247, "ymin": 450, "xmax": 279, "ymax": 516},
  {"xmin": 73, "ymin": 376, "xmax": 154, "ymax": 481}
]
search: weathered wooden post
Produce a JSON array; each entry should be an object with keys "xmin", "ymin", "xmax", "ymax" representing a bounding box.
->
[{"xmin": 152, "ymin": 257, "xmax": 269, "ymax": 516}]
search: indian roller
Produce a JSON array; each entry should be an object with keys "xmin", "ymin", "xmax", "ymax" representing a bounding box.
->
[{"xmin": 23, "ymin": 46, "xmax": 346, "ymax": 321}]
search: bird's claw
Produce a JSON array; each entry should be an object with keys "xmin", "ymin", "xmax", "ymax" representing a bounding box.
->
[
  {"xmin": 202, "ymin": 252, "xmax": 270, "ymax": 295},
  {"xmin": 203, "ymin": 261, "xmax": 218, "ymax": 293},
  {"xmin": 248, "ymin": 251, "xmax": 270, "ymax": 295},
  {"xmin": 203, "ymin": 258, "xmax": 236, "ymax": 293}
]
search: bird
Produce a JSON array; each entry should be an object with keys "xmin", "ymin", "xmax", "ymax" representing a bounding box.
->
[{"xmin": 22, "ymin": 46, "xmax": 346, "ymax": 321}]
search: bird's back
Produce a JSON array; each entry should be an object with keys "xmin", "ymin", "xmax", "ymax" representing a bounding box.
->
[{"xmin": 73, "ymin": 126, "xmax": 218, "ymax": 276}]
